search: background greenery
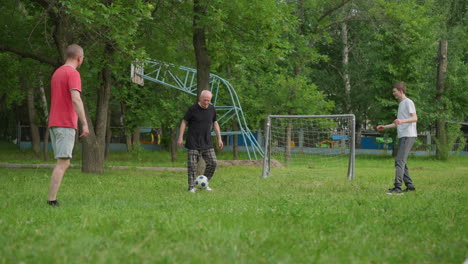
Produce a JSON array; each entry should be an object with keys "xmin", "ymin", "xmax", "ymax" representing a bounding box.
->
[{"xmin": 1, "ymin": 0, "xmax": 466, "ymax": 152}]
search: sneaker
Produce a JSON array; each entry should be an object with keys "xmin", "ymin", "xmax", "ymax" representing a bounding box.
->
[
  {"xmin": 205, "ymin": 186, "xmax": 212, "ymax": 191},
  {"xmin": 403, "ymin": 187, "xmax": 416, "ymax": 192},
  {"xmin": 188, "ymin": 188, "xmax": 196, "ymax": 193},
  {"xmin": 386, "ymin": 187, "xmax": 403, "ymax": 195},
  {"xmin": 47, "ymin": 200, "xmax": 60, "ymax": 207}
]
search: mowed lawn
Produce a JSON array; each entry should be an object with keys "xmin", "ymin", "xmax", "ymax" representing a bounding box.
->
[{"xmin": 0, "ymin": 149, "xmax": 467, "ymax": 263}]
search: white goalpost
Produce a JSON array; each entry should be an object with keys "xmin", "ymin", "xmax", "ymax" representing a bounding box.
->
[{"xmin": 262, "ymin": 114, "xmax": 355, "ymax": 180}]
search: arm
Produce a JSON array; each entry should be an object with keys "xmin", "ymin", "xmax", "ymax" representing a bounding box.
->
[
  {"xmin": 377, "ymin": 123, "xmax": 396, "ymax": 131},
  {"xmin": 177, "ymin": 120, "xmax": 187, "ymax": 147},
  {"xmin": 70, "ymin": 90, "xmax": 89, "ymax": 137},
  {"xmin": 213, "ymin": 121, "xmax": 223, "ymax": 150},
  {"xmin": 393, "ymin": 113, "xmax": 418, "ymax": 126},
  {"xmin": 377, "ymin": 113, "xmax": 418, "ymax": 131}
]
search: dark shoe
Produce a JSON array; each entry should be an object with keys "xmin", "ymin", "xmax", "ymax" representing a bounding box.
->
[
  {"xmin": 403, "ymin": 187, "xmax": 416, "ymax": 192},
  {"xmin": 386, "ymin": 187, "xmax": 403, "ymax": 195},
  {"xmin": 47, "ymin": 200, "xmax": 60, "ymax": 207}
]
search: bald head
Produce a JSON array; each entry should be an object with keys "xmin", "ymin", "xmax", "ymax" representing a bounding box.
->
[
  {"xmin": 200, "ymin": 90, "xmax": 212, "ymax": 98},
  {"xmin": 66, "ymin": 44, "xmax": 84, "ymax": 59},
  {"xmin": 64, "ymin": 44, "xmax": 84, "ymax": 69},
  {"xmin": 199, "ymin": 90, "xmax": 213, "ymax": 109}
]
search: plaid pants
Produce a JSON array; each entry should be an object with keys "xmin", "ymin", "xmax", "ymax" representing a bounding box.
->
[{"xmin": 187, "ymin": 148, "xmax": 217, "ymax": 190}]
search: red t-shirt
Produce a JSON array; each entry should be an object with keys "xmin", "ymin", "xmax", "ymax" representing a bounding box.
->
[{"xmin": 48, "ymin": 65, "xmax": 82, "ymax": 129}]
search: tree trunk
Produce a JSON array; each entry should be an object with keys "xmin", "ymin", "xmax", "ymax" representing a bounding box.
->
[
  {"xmin": 105, "ymin": 109, "xmax": 112, "ymax": 160},
  {"xmin": 82, "ymin": 136, "xmax": 104, "ymax": 173},
  {"xmin": 355, "ymin": 120, "xmax": 361, "ymax": 149},
  {"xmin": 170, "ymin": 127, "xmax": 178, "ymax": 162},
  {"xmin": 193, "ymin": 0, "xmax": 210, "ymax": 172},
  {"xmin": 342, "ymin": 21, "xmax": 351, "ymax": 113},
  {"xmin": 126, "ymin": 135, "xmax": 133, "ymax": 151},
  {"xmin": 193, "ymin": 0, "xmax": 211, "ymax": 96},
  {"xmin": 95, "ymin": 47, "xmax": 113, "ymax": 148},
  {"xmin": 40, "ymin": 0, "xmax": 72, "ymax": 63},
  {"xmin": 232, "ymin": 119, "xmax": 239, "ymax": 160},
  {"xmin": 226, "ymin": 66, "xmax": 239, "ymax": 160},
  {"xmin": 82, "ymin": 42, "xmax": 114, "ymax": 173},
  {"xmin": 294, "ymin": 0, "xmax": 306, "ymax": 76},
  {"xmin": 24, "ymin": 78, "xmax": 41, "ymax": 157},
  {"xmin": 435, "ymin": 40, "xmax": 448, "ymax": 159},
  {"xmin": 39, "ymin": 80, "xmax": 50, "ymax": 161},
  {"xmin": 132, "ymin": 126, "xmax": 140, "ymax": 148},
  {"xmin": 81, "ymin": 105, "xmax": 104, "ymax": 174},
  {"xmin": 120, "ymin": 101, "xmax": 133, "ymax": 151}
]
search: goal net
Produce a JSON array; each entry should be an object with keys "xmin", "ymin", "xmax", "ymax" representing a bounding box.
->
[{"xmin": 261, "ymin": 115, "xmax": 355, "ymax": 180}]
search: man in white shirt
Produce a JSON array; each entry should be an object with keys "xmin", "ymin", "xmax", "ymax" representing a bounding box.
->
[{"xmin": 377, "ymin": 82, "xmax": 417, "ymax": 195}]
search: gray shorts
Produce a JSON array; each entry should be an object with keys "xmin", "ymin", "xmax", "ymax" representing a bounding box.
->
[{"xmin": 50, "ymin": 127, "xmax": 76, "ymax": 159}]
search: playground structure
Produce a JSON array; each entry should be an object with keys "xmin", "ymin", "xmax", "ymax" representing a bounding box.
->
[{"xmin": 131, "ymin": 59, "xmax": 264, "ymax": 160}]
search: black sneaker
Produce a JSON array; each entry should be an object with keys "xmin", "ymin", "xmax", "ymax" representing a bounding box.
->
[
  {"xmin": 47, "ymin": 200, "xmax": 60, "ymax": 207},
  {"xmin": 403, "ymin": 187, "xmax": 416, "ymax": 192},
  {"xmin": 386, "ymin": 187, "xmax": 403, "ymax": 195}
]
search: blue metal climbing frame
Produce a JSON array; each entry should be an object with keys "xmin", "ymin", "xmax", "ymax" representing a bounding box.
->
[{"xmin": 133, "ymin": 59, "xmax": 264, "ymax": 160}]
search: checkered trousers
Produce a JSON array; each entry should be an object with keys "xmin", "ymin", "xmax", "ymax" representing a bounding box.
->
[{"xmin": 187, "ymin": 148, "xmax": 217, "ymax": 190}]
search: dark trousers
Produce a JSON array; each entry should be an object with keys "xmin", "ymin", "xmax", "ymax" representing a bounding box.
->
[
  {"xmin": 187, "ymin": 148, "xmax": 217, "ymax": 190},
  {"xmin": 394, "ymin": 137, "xmax": 416, "ymax": 189}
]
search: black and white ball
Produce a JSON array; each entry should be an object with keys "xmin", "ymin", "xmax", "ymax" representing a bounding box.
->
[{"xmin": 194, "ymin": 175, "xmax": 209, "ymax": 189}]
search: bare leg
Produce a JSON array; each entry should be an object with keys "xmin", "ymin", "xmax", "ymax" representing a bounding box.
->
[{"xmin": 48, "ymin": 158, "xmax": 70, "ymax": 201}]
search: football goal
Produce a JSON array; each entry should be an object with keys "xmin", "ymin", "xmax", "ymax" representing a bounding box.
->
[{"xmin": 261, "ymin": 115, "xmax": 355, "ymax": 180}]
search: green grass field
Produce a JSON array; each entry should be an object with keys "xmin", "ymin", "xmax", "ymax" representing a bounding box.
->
[{"xmin": 0, "ymin": 142, "xmax": 467, "ymax": 263}]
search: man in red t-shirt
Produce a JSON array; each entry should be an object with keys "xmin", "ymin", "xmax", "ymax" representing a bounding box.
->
[{"xmin": 47, "ymin": 44, "xmax": 89, "ymax": 207}]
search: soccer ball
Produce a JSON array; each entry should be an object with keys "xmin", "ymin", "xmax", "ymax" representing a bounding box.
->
[{"xmin": 194, "ymin": 175, "xmax": 209, "ymax": 189}]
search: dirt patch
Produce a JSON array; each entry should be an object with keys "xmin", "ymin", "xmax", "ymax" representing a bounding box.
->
[
  {"xmin": 0, "ymin": 163, "xmax": 56, "ymax": 169},
  {"xmin": 217, "ymin": 159, "xmax": 284, "ymax": 168},
  {"xmin": 0, "ymin": 163, "xmax": 186, "ymax": 171},
  {"xmin": 110, "ymin": 166, "xmax": 186, "ymax": 171},
  {"xmin": 0, "ymin": 160, "xmax": 285, "ymax": 170}
]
